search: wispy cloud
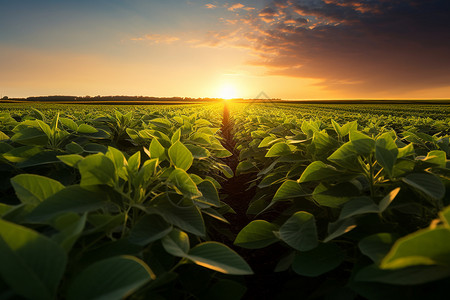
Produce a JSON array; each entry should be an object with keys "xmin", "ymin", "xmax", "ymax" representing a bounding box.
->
[
  {"xmin": 205, "ymin": 3, "xmax": 217, "ymax": 9},
  {"xmin": 131, "ymin": 34, "xmax": 180, "ymax": 44}
]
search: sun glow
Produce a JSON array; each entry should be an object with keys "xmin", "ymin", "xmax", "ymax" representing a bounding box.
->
[{"xmin": 218, "ymin": 84, "xmax": 238, "ymax": 100}]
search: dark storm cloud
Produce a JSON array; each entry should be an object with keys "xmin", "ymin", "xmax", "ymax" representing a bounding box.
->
[{"xmin": 246, "ymin": 0, "xmax": 450, "ymax": 95}]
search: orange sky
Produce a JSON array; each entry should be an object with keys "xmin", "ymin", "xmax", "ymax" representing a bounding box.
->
[{"xmin": 1, "ymin": 1, "xmax": 449, "ymax": 100}]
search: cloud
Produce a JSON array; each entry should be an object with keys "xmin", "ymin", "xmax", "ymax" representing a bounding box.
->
[
  {"xmin": 233, "ymin": 0, "xmax": 450, "ymax": 95},
  {"xmin": 228, "ymin": 3, "xmax": 245, "ymax": 11},
  {"xmin": 131, "ymin": 34, "xmax": 180, "ymax": 44},
  {"xmin": 205, "ymin": 4, "xmax": 217, "ymax": 9}
]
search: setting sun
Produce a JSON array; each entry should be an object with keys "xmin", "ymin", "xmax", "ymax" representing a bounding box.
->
[{"xmin": 219, "ymin": 85, "xmax": 238, "ymax": 100}]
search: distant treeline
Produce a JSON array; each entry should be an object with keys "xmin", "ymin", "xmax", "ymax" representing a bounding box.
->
[{"xmin": 3, "ymin": 96, "xmax": 226, "ymax": 102}]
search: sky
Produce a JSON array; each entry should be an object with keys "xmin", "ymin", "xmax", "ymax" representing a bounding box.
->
[{"xmin": 1, "ymin": 0, "xmax": 449, "ymax": 99}]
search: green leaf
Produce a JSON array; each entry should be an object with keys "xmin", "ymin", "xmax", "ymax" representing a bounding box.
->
[
  {"xmin": 379, "ymin": 187, "xmax": 401, "ymax": 212},
  {"xmin": 127, "ymin": 151, "xmax": 141, "ymax": 173},
  {"xmin": 57, "ymin": 154, "xmax": 84, "ymax": 168},
  {"xmin": 59, "ymin": 117, "xmax": 78, "ymax": 131},
  {"xmin": 153, "ymin": 195, "xmax": 206, "ymax": 236},
  {"xmin": 402, "ymin": 173, "xmax": 445, "ymax": 201},
  {"xmin": 188, "ymin": 242, "xmax": 253, "ymax": 275},
  {"xmin": 292, "ymin": 243, "xmax": 345, "ymax": 277},
  {"xmin": 0, "ymin": 130, "xmax": 9, "ymax": 141},
  {"xmin": 10, "ymin": 174, "xmax": 65, "ymax": 206},
  {"xmin": 0, "ymin": 219, "xmax": 67, "ymax": 300},
  {"xmin": 355, "ymin": 264, "xmax": 450, "ymax": 285},
  {"xmin": 197, "ymin": 180, "xmax": 220, "ymax": 207},
  {"xmin": 52, "ymin": 213, "xmax": 87, "ymax": 253},
  {"xmin": 375, "ymin": 133, "xmax": 398, "ymax": 177},
  {"xmin": 171, "ymin": 128, "xmax": 181, "ymax": 144},
  {"xmin": 129, "ymin": 214, "xmax": 172, "ymax": 246},
  {"xmin": 161, "ymin": 229, "xmax": 190, "ymax": 257},
  {"xmin": 339, "ymin": 197, "xmax": 379, "ymax": 220},
  {"xmin": 312, "ymin": 182, "xmax": 360, "ymax": 208},
  {"xmin": 273, "ymin": 180, "xmax": 308, "ymax": 202},
  {"xmin": 359, "ymin": 233, "xmax": 397, "ymax": 264},
  {"xmin": 236, "ymin": 160, "xmax": 257, "ymax": 175},
  {"xmin": 65, "ymin": 142, "xmax": 84, "ymax": 154},
  {"xmin": 3, "ymin": 145, "xmax": 42, "ymax": 163},
  {"xmin": 135, "ymin": 158, "xmax": 158, "ymax": 186},
  {"xmin": 28, "ymin": 185, "xmax": 107, "ymax": 222},
  {"xmin": 234, "ymin": 220, "xmax": 280, "ymax": 249},
  {"xmin": 169, "ymin": 141, "xmax": 193, "ymax": 171},
  {"xmin": 266, "ymin": 142, "xmax": 292, "ymax": 157},
  {"xmin": 381, "ymin": 227, "xmax": 450, "ymax": 269},
  {"xmin": 78, "ymin": 154, "xmax": 117, "ymax": 187},
  {"xmin": 397, "ymin": 143, "xmax": 415, "ymax": 158},
  {"xmin": 422, "ymin": 150, "xmax": 447, "ymax": 168},
  {"xmin": 67, "ymin": 256, "xmax": 153, "ymax": 300},
  {"xmin": 298, "ymin": 161, "xmax": 344, "ymax": 183},
  {"xmin": 328, "ymin": 142, "xmax": 359, "ymax": 170},
  {"xmin": 11, "ymin": 126, "xmax": 48, "ymax": 146},
  {"xmin": 278, "ymin": 212, "xmax": 318, "ymax": 252},
  {"xmin": 168, "ymin": 168, "xmax": 201, "ymax": 198},
  {"xmin": 77, "ymin": 124, "xmax": 98, "ymax": 134},
  {"xmin": 185, "ymin": 144, "xmax": 210, "ymax": 159},
  {"xmin": 148, "ymin": 138, "xmax": 166, "ymax": 159},
  {"xmin": 324, "ymin": 218, "xmax": 357, "ymax": 243},
  {"xmin": 350, "ymin": 131, "xmax": 375, "ymax": 155}
]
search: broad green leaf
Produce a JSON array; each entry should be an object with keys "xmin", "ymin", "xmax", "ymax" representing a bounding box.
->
[
  {"xmin": 11, "ymin": 127, "xmax": 48, "ymax": 146},
  {"xmin": 169, "ymin": 141, "xmax": 193, "ymax": 171},
  {"xmin": 57, "ymin": 154, "xmax": 84, "ymax": 167},
  {"xmin": 78, "ymin": 154, "xmax": 117, "ymax": 187},
  {"xmin": 197, "ymin": 180, "xmax": 220, "ymax": 207},
  {"xmin": 161, "ymin": 229, "xmax": 190, "ymax": 257},
  {"xmin": 339, "ymin": 197, "xmax": 379, "ymax": 220},
  {"xmin": 77, "ymin": 124, "xmax": 98, "ymax": 134},
  {"xmin": 292, "ymin": 243, "xmax": 345, "ymax": 277},
  {"xmin": 421, "ymin": 150, "xmax": 447, "ymax": 168},
  {"xmin": 234, "ymin": 220, "xmax": 280, "ymax": 249},
  {"xmin": 52, "ymin": 213, "xmax": 87, "ymax": 253},
  {"xmin": 36, "ymin": 119, "xmax": 52, "ymax": 139},
  {"xmin": 259, "ymin": 136, "xmax": 277, "ymax": 148},
  {"xmin": 355, "ymin": 264, "xmax": 450, "ymax": 285},
  {"xmin": 153, "ymin": 195, "xmax": 206, "ymax": 236},
  {"xmin": 350, "ymin": 131, "xmax": 375, "ymax": 155},
  {"xmin": 402, "ymin": 173, "xmax": 445, "ymax": 201},
  {"xmin": 105, "ymin": 147, "xmax": 126, "ymax": 175},
  {"xmin": 381, "ymin": 227, "xmax": 450, "ymax": 269},
  {"xmin": 168, "ymin": 168, "xmax": 201, "ymax": 198},
  {"xmin": 298, "ymin": 161, "xmax": 343, "ymax": 183},
  {"xmin": 0, "ymin": 130, "xmax": 9, "ymax": 141},
  {"xmin": 129, "ymin": 214, "xmax": 172, "ymax": 246},
  {"xmin": 379, "ymin": 187, "xmax": 401, "ymax": 212},
  {"xmin": 149, "ymin": 138, "xmax": 165, "ymax": 159},
  {"xmin": 65, "ymin": 142, "xmax": 84, "ymax": 154},
  {"xmin": 328, "ymin": 142, "xmax": 359, "ymax": 171},
  {"xmin": 324, "ymin": 218, "xmax": 357, "ymax": 243},
  {"xmin": 3, "ymin": 145, "xmax": 42, "ymax": 163},
  {"xmin": 171, "ymin": 128, "xmax": 181, "ymax": 144},
  {"xmin": 278, "ymin": 212, "xmax": 318, "ymax": 252},
  {"xmin": 236, "ymin": 160, "xmax": 257, "ymax": 175},
  {"xmin": 266, "ymin": 142, "xmax": 292, "ymax": 157},
  {"xmin": 397, "ymin": 143, "xmax": 415, "ymax": 158},
  {"xmin": 10, "ymin": 174, "xmax": 65, "ymax": 206},
  {"xmin": 313, "ymin": 182, "xmax": 360, "ymax": 208},
  {"xmin": 67, "ymin": 256, "xmax": 153, "ymax": 300},
  {"xmin": 188, "ymin": 242, "xmax": 253, "ymax": 275},
  {"xmin": 273, "ymin": 180, "xmax": 308, "ymax": 202},
  {"xmin": 136, "ymin": 158, "xmax": 158, "ymax": 186},
  {"xmin": 359, "ymin": 233, "xmax": 397, "ymax": 264},
  {"xmin": 312, "ymin": 131, "xmax": 338, "ymax": 158},
  {"xmin": 28, "ymin": 185, "xmax": 107, "ymax": 222},
  {"xmin": 59, "ymin": 117, "xmax": 78, "ymax": 131},
  {"xmin": 0, "ymin": 219, "xmax": 67, "ymax": 300},
  {"xmin": 127, "ymin": 151, "xmax": 141, "ymax": 173},
  {"xmin": 375, "ymin": 133, "xmax": 398, "ymax": 177},
  {"xmin": 185, "ymin": 144, "xmax": 210, "ymax": 159}
]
